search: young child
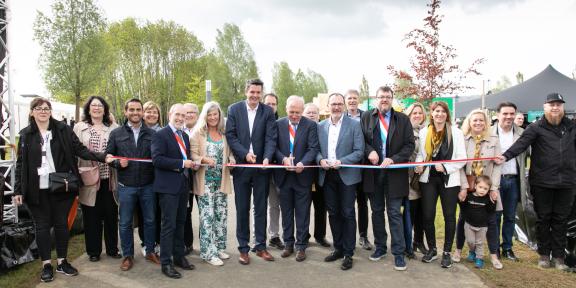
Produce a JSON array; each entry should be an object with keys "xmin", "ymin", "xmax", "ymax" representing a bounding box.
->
[{"xmin": 460, "ymin": 175, "xmax": 497, "ymax": 268}]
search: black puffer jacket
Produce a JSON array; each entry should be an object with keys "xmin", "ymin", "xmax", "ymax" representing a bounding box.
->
[
  {"xmin": 15, "ymin": 118, "xmax": 105, "ymax": 205},
  {"xmin": 106, "ymin": 122, "xmax": 155, "ymax": 187},
  {"xmin": 502, "ymin": 116, "xmax": 576, "ymax": 189}
]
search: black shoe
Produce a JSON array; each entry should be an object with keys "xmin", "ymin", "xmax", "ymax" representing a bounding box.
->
[
  {"xmin": 174, "ymin": 257, "xmax": 195, "ymax": 270},
  {"xmin": 359, "ymin": 237, "xmax": 373, "ymax": 251},
  {"xmin": 502, "ymin": 249, "xmax": 519, "ymax": 261},
  {"xmin": 269, "ymin": 237, "xmax": 285, "ymax": 250},
  {"xmin": 107, "ymin": 252, "xmax": 122, "ymax": 259},
  {"xmin": 324, "ymin": 251, "xmax": 344, "ymax": 262},
  {"xmin": 250, "ymin": 246, "xmax": 257, "ymax": 253},
  {"xmin": 341, "ymin": 256, "xmax": 353, "ymax": 270},
  {"xmin": 89, "ymin": 255, "xmax": 100, "ymax": 262},
  {"xmin": 162, "ymin": 264, "xmax": 182, "ymax": 279},
  {"xmin": 315, "ymin": 238, "xmax": 331, "ymax": 248},
  {"xmin": 40, "ymin": 263, "xmax": 54, "ymax": 283},
  {"xmin": 441, "ymin": 252, "xmax": 453, "ymax": 268},
  {"xmin": 413, "ymin": 242, "xmax": 429, "ymax": 255},
  {"xmin": 56, "ymin": 259, "xmax": 79, "ymax": 276},
  {"xmin": 184, "ymin": 246, "xmax": 193, "ymax": 256},
  {"xmin": 406, "ymin": 251, "xmax": 417, "ymax": 260},
  {"xmin": 422, "ymin": 248, "xmax": 438, "ymax": 263}
]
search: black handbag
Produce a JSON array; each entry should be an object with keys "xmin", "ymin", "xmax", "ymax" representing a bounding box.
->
[{"xmin": 49, "ymin": 172, "xmax": 80, "ymax": 193}]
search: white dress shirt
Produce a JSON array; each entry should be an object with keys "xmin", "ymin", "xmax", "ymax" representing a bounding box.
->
[
  {"xmin": 327, "ymin": 116, "xmax": 343, "ymax": 162},
  {"xmin": 246, "ymin": 101, "xmax": 259, "ymax": 154},
  {"xmin": 498, "ymin": 125, "xmax": 517, "ymax": 175}
]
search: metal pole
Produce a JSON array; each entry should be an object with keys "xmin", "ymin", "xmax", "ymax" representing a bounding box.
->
[{"xmin": 205, "ymin": 80, "xmax": 212, "ymax": 103}]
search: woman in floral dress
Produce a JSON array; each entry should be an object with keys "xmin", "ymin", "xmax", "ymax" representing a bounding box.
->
[{"xmin": 190, "ymin": 101, "xmax": 235, "ymax": 266}]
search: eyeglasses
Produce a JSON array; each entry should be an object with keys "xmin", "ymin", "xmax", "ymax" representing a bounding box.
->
[
  {"xmin": 376, "ymin": 96, "xmax": 393, "ymax": 100},
  {"xmin": 33, "ymin": 107, "xmax": 51, "ymax": 112},
  {"xmin": 90, "ymin": 104, "xmax": 104, "ymax": 108}
]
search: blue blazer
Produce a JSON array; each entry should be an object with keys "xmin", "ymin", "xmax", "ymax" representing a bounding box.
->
[
  {"xmin": 273, "ymin": 117, "xmax": 319, "ymax": 188},
  {"xmin": 152, "ymin": 126, "xmax": 192, "ymax": 194},
  {"xmin": 316, "ymin": 116, "xmax": 365, "ymax": 186},
  {"xmin": 225, "ymin": 101, "xmax": 277, "ymax": 177}
]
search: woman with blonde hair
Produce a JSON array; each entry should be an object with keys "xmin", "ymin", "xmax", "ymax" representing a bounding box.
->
[
  {"xmin": 452, "ymin": 108, "xmax": 503, "ymax": 269},
  {"xmin": 190, "ymin": 101, "xmax": 235, "ymax": 266},
  {"xmin": 403, "ymin": 102, "xmax": 428, "ymax": 258},
  {"xmin": 143, "ymin": 101, "xmax": 162, "ymax": 131}
]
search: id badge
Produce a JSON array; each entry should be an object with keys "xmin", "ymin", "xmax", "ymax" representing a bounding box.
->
[{"xmin": 37, "ymin": 166, "xmax": 49, "ymax": 176}]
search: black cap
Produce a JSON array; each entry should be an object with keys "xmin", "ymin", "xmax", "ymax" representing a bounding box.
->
[{"xmin": 545, "ymin": 92, "xmax": 565, "ymax": 104}]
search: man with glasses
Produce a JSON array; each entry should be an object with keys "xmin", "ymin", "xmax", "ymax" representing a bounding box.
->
[
  {"xmin": 317, "ymin": 93, "xmax": 365, "ymax": 270},
  {"xmin": 360, "ymin": 86, "xmax": 414, "ymax": 271}
]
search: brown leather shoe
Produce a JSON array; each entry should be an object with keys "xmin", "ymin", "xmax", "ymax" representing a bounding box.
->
[
  {"xmin": 239, "ymin": 253, "xmax": 250, "ymax": 265},
  {"xmin": 120, "ymin": 256, "xmax": 134, "ymax": 271},
  {"xmin": 256, "ymin": 249, "xmax": 275, "ymax": 261},
  {"xmin": 145, "ymin": 253, "xmax": 161, "ymax": 265},
  {"xmin": 281, "ymin": 248, "xmax": 294, "ymax": 258},
  {"xmin": 296, "ymin": 250, "xmax": 306, "ymax": 262}
]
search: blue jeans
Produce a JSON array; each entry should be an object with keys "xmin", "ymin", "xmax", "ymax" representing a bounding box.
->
[
  {"xmin": 402, "ymin": 197, "xmax": 413, "ymax": 253},
  {"xmin": 498, "ymin": 176, "xmax": 520, "ymax": 250},
  {"xmin": 118, "ymin": 184, "xmax": 156, "ymax": 257}
]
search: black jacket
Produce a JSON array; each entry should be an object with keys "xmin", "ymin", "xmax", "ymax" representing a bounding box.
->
[
  {"xmin": 15, "ymin": 118, "xmax": 105, "ymax": 205},
  {"xmin": 503, "ymin": 116, "xmax": 576, "ymax": 189},
  {"xmin": 106, "ymin": 121, "xmax": 156, "ymax": 187},
  {"xmin": 361, "ymin": 108, "xmax": 415, "ymax": 198}
]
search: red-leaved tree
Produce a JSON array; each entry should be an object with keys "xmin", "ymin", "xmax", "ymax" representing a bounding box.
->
[{"xmin": 388, "ymin": 0, "xmax": 484, "ymax": 100}]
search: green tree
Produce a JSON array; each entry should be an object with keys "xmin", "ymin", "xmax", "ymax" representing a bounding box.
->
[
  {"xmin": 491, "ymin": 75, "xmax": 512, "ymax": 94},
  {"xmin": 516, "ymin": 72, "xmax": 524, "ymax": 84},
  {"xmin": 359, "ymin": 74, "xmax": 370, "ymax": 100},
  {"xmin": 272, "ymin": 61, "xmax": 297, "ymax": 116},
  {"xmin": 34, "ymin": 0, "xmax": 109, "ymax": 120},
  {"xmin": 213, "ymin": 23, "xmax": 259, "ymax": 111},
  {"xmin": 299, "ymin": 70, "xmax": 327, "ymax": 103}
]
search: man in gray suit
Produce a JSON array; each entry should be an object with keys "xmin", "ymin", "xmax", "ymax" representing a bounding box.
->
[{"xmin": 317, "ymin": 93, "xmax": 365, "ymax": 270}]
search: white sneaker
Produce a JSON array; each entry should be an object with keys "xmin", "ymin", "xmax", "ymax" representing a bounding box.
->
[
  {"xmin": 218, "ymin": 251, "xmax": 230, "ymax": 260},
  {"xmin": 141, "ymin": 246, "xmax": 147, "ymax": 257},
  {"xmin": 206, "ymin": 257, "xmax": 224, "ymax": 266}
]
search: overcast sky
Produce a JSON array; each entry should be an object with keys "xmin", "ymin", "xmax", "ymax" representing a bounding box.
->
[{"xmin": 8, "ymin": 0, "xmax": 576, "ymax": 100}]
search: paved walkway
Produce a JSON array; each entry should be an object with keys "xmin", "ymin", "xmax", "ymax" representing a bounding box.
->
[{"xmin": 39, "ymin": 196, "xmax": 486, "ymax": 288}]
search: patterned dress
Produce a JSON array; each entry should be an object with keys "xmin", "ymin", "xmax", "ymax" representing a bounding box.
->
[{"xmin": 198, "ymin": 135, "xmax": 228, "ymax": 260}]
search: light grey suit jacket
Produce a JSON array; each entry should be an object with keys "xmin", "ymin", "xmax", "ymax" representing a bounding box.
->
[{"xmin": 316, "ymin": 116, "xmax": 365, "ymax": 186}]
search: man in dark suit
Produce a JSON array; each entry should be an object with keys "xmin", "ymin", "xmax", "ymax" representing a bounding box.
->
[
  {"xmin": 317, "ymin": 93, "xmax": 365, "ymax": 270},
  {"xmin": 274, "ymin": 96, "xmax": 319, "ymax": 262},
  {"xmin": 225, "ymin": 79, "xmax": 278, "ymax": 265},
  {"xmin": 361, "ymin": 86, "xmax": 415, "ymax": 271},
  {"xmin": 152, "ymin": 103, "xmax": 196, "ymax": 279}
]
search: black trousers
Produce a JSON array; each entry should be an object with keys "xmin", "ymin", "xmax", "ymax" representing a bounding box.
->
[
  {"xmin": 531, "ymin": 186, "xmax": 576, "ymax": 258},
  {"xmin": 356, "ymin": 185, "xmax": 369, "ymax": 238},
  {"xmin": 409, "ymin": 198, "xmax": 425, "ymax": 246},
  {"xmin": 310, "ymin": 182, "xmax": 327, "ymax": 240},
  {"xmin": 184, "ymin": 193, "xmax": 195, "ymax": 248},
  {"xmin": 421, "ymin": 176, "xmax": 459, "ymax": 253},
  {"xmin": 28, "ymin": 190, "xmax": 75, "ymax": 261},
  {"xmin": 81, "ymin": 179, "xmax": 119, "ymax": 257},
  {"xmin": 158, "ymin": 187, "xmax": 189, "ymax": 265}
]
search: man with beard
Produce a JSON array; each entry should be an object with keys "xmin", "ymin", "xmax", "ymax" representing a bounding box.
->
[{"xmin": 497, "ymin": 93, "xmax": 576, "ymax": 271}]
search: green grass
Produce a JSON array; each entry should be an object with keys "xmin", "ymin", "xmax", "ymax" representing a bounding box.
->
[{"xmin": 0, "ymin": 234, "xmax": 85, "ymax": 288}]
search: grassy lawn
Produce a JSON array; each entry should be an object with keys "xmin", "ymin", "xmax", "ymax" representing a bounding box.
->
[
  {"xmin": 0, "ymin": 234, "xmax": 85, "ymax": 288},
  {"xmin": 433, "ymin": 204, "xmax": 576, "ymax": 288}
]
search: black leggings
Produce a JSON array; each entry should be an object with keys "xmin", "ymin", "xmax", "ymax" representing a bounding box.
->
[
  {"xmin": 409, "ymin": 198, "xmax": 425, "ymax": 246},
  {"xmin": 456, "ymin": 208, "xmax": 501, "ymax": 254},
  {"xmin": 421, "ymin": 176, "xmax": 459, "ymax": 253},
  {"xmin": 81, "ymin": 179, "xmax": 119, "ymax": 256},
  {"xmin": 28, "ymin": 190, "xmax": 75, "ymax": 261}
]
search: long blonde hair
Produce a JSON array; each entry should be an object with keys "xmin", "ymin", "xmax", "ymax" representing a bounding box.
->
[
  {"xmin": 404, "ymin": 102, "xmax": 427, "ymax": 126},
  {"xmin": 193, "ymin": 101, "xmax": 226, "ymax": 136},
  {"xmin": 461, "ymin": 109, "xmax": 490, "ymax": 139}
]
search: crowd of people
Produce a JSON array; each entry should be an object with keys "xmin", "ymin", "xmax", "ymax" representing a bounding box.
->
[{"xmin": 12, "ymin": 79, "xmax": 576, "ymax": 282}]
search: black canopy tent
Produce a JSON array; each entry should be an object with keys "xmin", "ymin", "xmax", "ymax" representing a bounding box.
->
[{"xmin": 456, "ymin": 65, "xmax": 576, "ymax": 117}]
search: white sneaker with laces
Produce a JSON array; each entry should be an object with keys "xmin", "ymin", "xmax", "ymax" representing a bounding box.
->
[
  {"xmin": 206, "ymin": 257, "xmax": 224, "ymax": 266},
  {"xmin": 218, "ymin": 251, "xmax": 230, "ymax": 260}
]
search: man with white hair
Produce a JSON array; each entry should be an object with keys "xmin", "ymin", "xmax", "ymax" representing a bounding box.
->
[{"xmin": 274, "ymin": 96, "xmax": 319, "ymax": 262}]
